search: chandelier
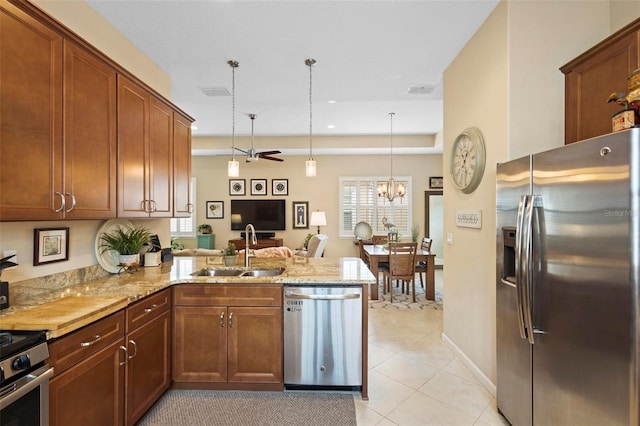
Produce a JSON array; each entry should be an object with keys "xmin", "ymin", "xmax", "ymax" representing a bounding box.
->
[
  {"xmin": 305, "ymin": 58, "xmax": 317, "ymax": 177},
  {"xmin": 378, "ymin": 112, "xmax": 406, "ymax": 202},
  {"xmin": 227, "ymin": 60, "xmax": 240, "ymax": 177}
]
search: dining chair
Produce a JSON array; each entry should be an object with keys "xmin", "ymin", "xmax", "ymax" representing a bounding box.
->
[
  {"xmin": 415, "ymin": 237, "xmax": 433, "ymax": 288},
  {"xmin": 379, "ymin": 242, "xmax": 418, "ymax": 302},
  {"xmin": 372, "ymin": 235, "xmax": 387, "ymax": 245}
]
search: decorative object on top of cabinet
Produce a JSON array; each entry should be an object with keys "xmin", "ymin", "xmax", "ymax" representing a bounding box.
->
[
  {"xmin": 229, "ymin": 179, "xmax": 246, "ymax": 196},
  {"xmin": 33, "ymin": 228, "xmax": 69, "ymax": 266},
  {"xmin": 197, "ymin": 224, "xmax": 213, "ymax": 234},
  {"xmin": 429, "ymin": 176, "xmax": 443, "ymax": 189},
  {"xmin": 450, "ymin": 127, "xmax": 486, "ymax": 194},
  {"xmin": 292, "ymin": 202, "xmax": 309, "ymax": 229},
  {"xmin": 607, "ymin": 67, "xmax": 640, "ymax": 132},
  {"xmin": 272, "ymin": 179, "xmax": 288, "ymax": 196},
  {"xmin": 206, "ymin": 201, "xmax": 224, "ymax": 219},
  {"xmin": 561, "ymin": 17, "xmax": 640, "ymax": 144},
  {"xmin": 251, "ymin": 179, "xmax": 267, "ymax": 196}
]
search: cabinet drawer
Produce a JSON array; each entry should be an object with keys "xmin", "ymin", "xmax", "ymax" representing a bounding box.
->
[
  {"xmin": 126, "ymin": 288, "xmax": 171, "ymax": 332},
  {"xmin": 174, "ymin": 285, "xmax": 281, "ymax": 307},
  {"xmin": 48, "ymin": 310, "xmax": 125, "ymax": 376}
]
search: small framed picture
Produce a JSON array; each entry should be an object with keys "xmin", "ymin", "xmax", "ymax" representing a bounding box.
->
[
  {"xmin": 292, "ymin": 201, "xmax": 309, "ymax": 229},
  {"xmin": 429, "ymin": 176, "xmax": 444, "ymax": 189},
  {"xmin": 206, "ymin": 201, "xmax": 224, "ymax": 219},
  {"xmin": 272, "ymin": 179, "xmax": 288, "ymax": 196},
  {"xmin": 34, "ymin": 227, "xmax": 69, "ymax": 266},
  {"xmin": 229, "ymin": 179, "xmax": 246, "ymax": 196},
  {"xmin": 251, "ymin": 179, "xmax": 267, "ymax": 196}
]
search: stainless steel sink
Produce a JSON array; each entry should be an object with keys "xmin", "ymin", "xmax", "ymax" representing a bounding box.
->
[
  {"xmin": 190, "ymin": 268, "xmax": 243, "ymax": 277},
  {"xmin": 190, "ymin": 267, "xmax": 285, "ymax": 277},
  {"xmin": 239, "ymin": 268, "xmax": 285, "ymax": 277}
]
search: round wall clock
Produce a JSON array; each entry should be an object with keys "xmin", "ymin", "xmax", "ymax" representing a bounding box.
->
[{"xmin": 450, "ymin": 127, "xmax": 486, "ymax": 194}]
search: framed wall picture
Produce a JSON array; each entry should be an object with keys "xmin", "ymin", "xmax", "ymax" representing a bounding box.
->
[
  {"xmin": 206, "ymin": 201, "xmax": 224, "ymax": 219},
  {"xmin": 251, "ymin": 179, "xmax": 267, "ymax": 196},
  {"xmin": 272, "ymin": 179, "xmax": 288, "ymax": 196},
  {"xmin": 429, "ymin": 176, "xmax": 444, "ymax": 189},
  {"xmin": 229, "ymin": 179, "xmax": 246, "ymax": 196},
  {"xmin": 34, "ymin": 227, "xmax": 69, "ymax": 266},
  {"xmin": 292, "ymin": 201, "xmax": 309, "ymax": 229}
]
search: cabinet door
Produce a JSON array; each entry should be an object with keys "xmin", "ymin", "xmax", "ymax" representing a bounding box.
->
[
  {"xmin": 173, "ymin": 111, "xmax": 193, "ymax": 217},
  {"xmin": 125, "ymin": 310, "xmax": 170, "ymax": 426},
  {"xmin": 148, "ymin": 97, "xmax": 173, "ymax": 217},
  {"xmin": 563, "ymin": 26, "xmax": 639, "ymax": 144},
  {"xmin": 63, "ymin": 40, "xmax": 117, "ymax": 219},
  {"xmin": 227, "ymin": 306, "xmax": 283, "ymax": 384},
  {"xmin": 117, "ymin": 75, "xmax": 149, "ymax": 217},
  {"xmin": 49, "ymin": 340, "xmax": 125, "ymax": 426},
  {"xmin": 173, "ymin": 306, "xmax": 227, "ymax": 382},
  {"xmin": 0, "ymin": 1, "xmax": 63, "ymax": 220}
]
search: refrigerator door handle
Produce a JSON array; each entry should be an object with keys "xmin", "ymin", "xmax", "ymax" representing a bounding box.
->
[
  {"xmin": 521, "ymin": 194, "xmax": 536, "ymax": 344},
  {"xmin": 515, "ymin": 195, "xmax": 529, "ymax": 340}
]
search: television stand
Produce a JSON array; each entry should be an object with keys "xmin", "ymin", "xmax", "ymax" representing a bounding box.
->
[{"xmin": 228, "ymin": 238, "xmax": 283, "ymax": 250}]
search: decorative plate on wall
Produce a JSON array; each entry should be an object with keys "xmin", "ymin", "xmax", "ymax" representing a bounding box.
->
[
  {"xmin": 95, "ymin": 219, "xmax": 134, "ymax": 273},
  {"xmin": 354, "ymin": 221, "xmax": 373, "ymax": 240}
]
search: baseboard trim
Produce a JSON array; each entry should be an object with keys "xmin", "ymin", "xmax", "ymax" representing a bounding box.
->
[{"xmin": 441, "ymin": 332, "xmax": 496, "ymax": 397}]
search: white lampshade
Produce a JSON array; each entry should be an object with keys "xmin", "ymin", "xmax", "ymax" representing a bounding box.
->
[
  {"xmin": 310, "ymin": 210, "xmax": 326, "ymax": 234},
  {"xmin": 227, "ymin": 159, "xmax": 239, "ymax": 177},
  {"xmin": 305, "ymin": 159, "xmax": 316, "ymax": 177}
]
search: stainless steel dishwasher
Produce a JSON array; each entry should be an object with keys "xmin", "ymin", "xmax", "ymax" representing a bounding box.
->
[{"xmin": 283, "ymin": 285, "xmax": 362, "ymax": 390}]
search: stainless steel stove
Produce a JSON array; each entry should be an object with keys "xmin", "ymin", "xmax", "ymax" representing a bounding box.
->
[{"xmin": 0, "ymin": 330, "xmax": 53, "ymax": 425}]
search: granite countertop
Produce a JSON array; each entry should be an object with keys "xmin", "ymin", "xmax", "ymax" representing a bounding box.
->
[{"xmin": 0, "ymin": 257, "xmax": 374, "ymax": 339}]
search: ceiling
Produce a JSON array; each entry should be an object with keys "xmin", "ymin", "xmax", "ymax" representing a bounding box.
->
[{"xmin": 87, "ymin": 0, "xmax": 498, "ymax": 145}]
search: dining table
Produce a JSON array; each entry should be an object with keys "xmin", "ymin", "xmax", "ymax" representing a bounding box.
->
[{"xmin": 363, "ymin": 244, "xmax": 436, "ymax": 301}]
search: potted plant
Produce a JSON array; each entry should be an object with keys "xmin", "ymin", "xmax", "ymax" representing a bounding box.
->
[
  {"xmin": 99, "ymin": 225, "xmax": 152, "ymax": 266},
  {"xmin": 222, "ymin": 242, "xmax": 238, "ymax": 266},
  {"xmin": 197, "ymin": 224, "xmax": 212, "ymax": 234}
]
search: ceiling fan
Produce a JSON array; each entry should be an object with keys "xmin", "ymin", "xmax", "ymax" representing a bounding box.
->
[{"xmin": 235, "ymin": 114, "xmax": 283, "ymax": 163}]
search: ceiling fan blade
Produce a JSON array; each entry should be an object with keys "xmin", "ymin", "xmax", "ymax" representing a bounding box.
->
[
  {"xmin": 234, "ymin": 147, "xmax": 249, "ymax": 154},
  {"xmin": 260, "ymin": 155, "xmax": 284, "ymax": 162},
  {"xmin": 257, "ymin": 150, "xmax": 281, "ymax": 156}
]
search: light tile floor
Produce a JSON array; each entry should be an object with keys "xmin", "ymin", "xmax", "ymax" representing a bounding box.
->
[{"xmin": 355, "ymin": 270, "xmax": 510, "ymax": 426}]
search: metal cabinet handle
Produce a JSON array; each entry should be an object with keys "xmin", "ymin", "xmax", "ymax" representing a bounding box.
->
[
  {"xmin": 144, "ymin": 304, "xmax": 158, "ymax": 313},
  {"xmin": 285, "ymin": 292, "xmax": 361, "ymax": 300},
  {"xmin": 228, "ymin": 312, "xmax": 233, "ymax": 328},
  {"xmin": 149, "ymin": 200, "xmax": 157, "ymax": 212},
  {"xmin": 220, "ymin": 311, "xmax": 225, "ymax": 327},
  {"xmin": 187, "ymin": 203, "xmax": 194, "ymax": 213},
  {"xmin": 65, "ymin": 192, "xmax": 76, "ymax": 212},
  {"xmin": 128, "ymin": 339, "xmax": 137, "ymax": 360},
  {"xmin": 54, "ymin": 192, "xmax": 65, "ymax": 213},
  {"xmin": 119, "ymin": 345, "xmax": 128, "ymax": 366},
  {"xmin": 80, "ymin": 334, "xmax": 101, "ymax": 347}
]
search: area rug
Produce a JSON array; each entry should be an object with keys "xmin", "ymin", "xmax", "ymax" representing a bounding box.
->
[
  {"xmin": 138, "ymin": 390, "xmax": 357, "ymax": 426},
  {"xmin": 368, "ymin": 273, "xmax": 443, "ymax": 310}
]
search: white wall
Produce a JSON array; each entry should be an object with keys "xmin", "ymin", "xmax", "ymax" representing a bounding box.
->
[{"xmin": 442, "ymin": 0, "xmax": 622, "ymax": 391}]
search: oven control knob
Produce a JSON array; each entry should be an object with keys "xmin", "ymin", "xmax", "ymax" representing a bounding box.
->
[{"xmin": 12, "ymin": 354, "xmax": 30, "ymax": 371}]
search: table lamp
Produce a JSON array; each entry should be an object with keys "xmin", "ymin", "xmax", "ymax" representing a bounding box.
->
[{"xmin": 310, "ymin": 211, "xmax": 327, "ymax": 234}]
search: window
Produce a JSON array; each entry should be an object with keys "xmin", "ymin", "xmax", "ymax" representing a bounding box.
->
[
  {"xmin": 170, "ymin": 178, "xmax": 196, "ymax": 236},
  {"xmin": 339, "ymin": 177, "xmax": 411, "ymax": 238}
]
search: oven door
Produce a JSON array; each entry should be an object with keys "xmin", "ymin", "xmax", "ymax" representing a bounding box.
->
[{"xmin": 0, "ymin": 364, "xmax": 54, "ymax": 426}]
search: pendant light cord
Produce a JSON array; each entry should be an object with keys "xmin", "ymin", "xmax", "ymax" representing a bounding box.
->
[
  {"xmin": 228, "ymin": 60, "xmax": 239, "ymax": 160},
  {"xmin": 306, "ymin": 59, "xmax": 316, "ymax": 160},
  {"xmin": 389, "ymin": 112, "xmax": 395, "ymax": 178}
]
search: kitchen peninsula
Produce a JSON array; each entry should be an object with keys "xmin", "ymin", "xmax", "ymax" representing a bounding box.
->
[{"xmin": 0, "ymin": 257, "xmax": 374, "ymax": 425}]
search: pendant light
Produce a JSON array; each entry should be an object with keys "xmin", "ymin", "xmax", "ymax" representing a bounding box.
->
[
  {"xmin": 378, "ymin": 112, "xmax": 406, "ymax": 202},
  {"xmin": 227, "ymin": 60, "xmax": 240, "ymax": 177},
  {"xmin": 305, "ymin": 58, "xmax": 317, "ymax": 177}
]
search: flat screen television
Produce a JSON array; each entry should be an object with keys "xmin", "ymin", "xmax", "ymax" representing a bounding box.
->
[{"xmin": 230, "ymin": 199, "xmax": 286, "ymax": 231}]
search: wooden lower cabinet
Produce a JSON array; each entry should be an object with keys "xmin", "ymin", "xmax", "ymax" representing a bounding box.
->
[
  {"xmin": 48, "ymin": 289, "xmax": 171, "ymax": 425},
  {"xmin": 173, "ymin": 285, "xmax": 283, "ymax": 389}
]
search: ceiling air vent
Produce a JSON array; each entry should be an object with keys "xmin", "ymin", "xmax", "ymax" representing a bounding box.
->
[
  {"xmin": 407, "ymin": 84, "xmax": 436, "ymax": 95},
  {"xmin": 200, "ymin": 87, "xmax": 230, "ymax": 97}
]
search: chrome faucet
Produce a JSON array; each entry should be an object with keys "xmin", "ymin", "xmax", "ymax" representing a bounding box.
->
[{"xmin": 244, "ymin": 224, "xmax": 257, "ymax": 267}]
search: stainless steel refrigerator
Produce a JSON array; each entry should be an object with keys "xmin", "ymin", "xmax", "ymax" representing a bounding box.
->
[{"xmin": 496, "ymin": 128, "xmax": 640, "ymax": 426}]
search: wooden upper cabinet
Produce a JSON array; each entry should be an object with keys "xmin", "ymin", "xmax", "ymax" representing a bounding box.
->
[
  {"xmin": 63, "ymin": 41, "xmax": 117, "ymax": 219},
  {"xmin": 173, "ymin": 112, "xmax": 193, "ymax": 217},
  {"xmin": 561, "ymin": 18, "xmax": 640, "ymax": 144},
  {"xmin": 149, "ymin": 97, "xmax": 173, "ymax": 217},
  {"xmin": 0, "ymin": 0, "xmax": 63, "ymax": 220}
]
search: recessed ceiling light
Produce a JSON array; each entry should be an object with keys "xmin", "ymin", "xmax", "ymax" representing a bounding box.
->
[
  {"xmin": 328, "ymin": 100, "xmax": 336, "ymax": 104},
  {"xmin": 199, "ymin": 87, "xmax": 230, "ymax": 97},
  {"xmin": 327, "ymin": 124, "xmax": 335, "ymax": 129},
  {"xmin": 191, "ymin": 125, "xmax": 198, "ymax": 130}
]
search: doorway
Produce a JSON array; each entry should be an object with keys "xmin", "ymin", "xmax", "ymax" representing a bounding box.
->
[{"xmin": 424, "ymin": 191, "xmax": 444, "ymax": 267}]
